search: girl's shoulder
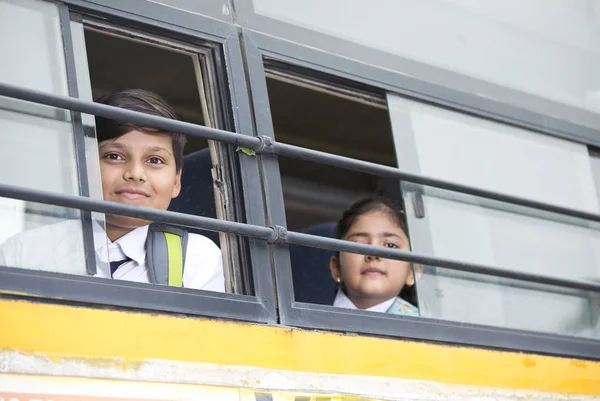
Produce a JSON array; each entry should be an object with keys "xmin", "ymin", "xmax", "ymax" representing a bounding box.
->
[{"xmin": 386, "ymin": 297, "xmax": 420, "ymax": 316}]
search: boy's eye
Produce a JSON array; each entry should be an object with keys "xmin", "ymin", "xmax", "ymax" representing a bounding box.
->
[
  {"xmin": 148, "ymin": 157, "xmax": 164, "ymax": 164},
  {"xmin": 104, "ymin": 153, "xmax": 123, "ymax": 161},
  {"xmin": 384, "ymin": 243, "xmax": 399, "ymax": 249}
]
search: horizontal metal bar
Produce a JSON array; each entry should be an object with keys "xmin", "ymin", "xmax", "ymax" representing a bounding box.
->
[
  {"xmin": 285, "ymin": 231, "xmax": 600, "ymax": 293},
  {"xmin": 272, "ymin": 142, "xmax": 600, "ymax": 224},
  {"xmin": 0, "ymin": 183, "xmax": 272, "ymax": 240},
  {"xmin": 0, "ymin": 82, "xmax": 258, "ymax": 149},
  {"xmin": 2, "ymin": 82, "xmax": 600, "ymax": 226},
  {"xmin": 1, "ymin": 183, "xmax": 599, "ymax": 294}
]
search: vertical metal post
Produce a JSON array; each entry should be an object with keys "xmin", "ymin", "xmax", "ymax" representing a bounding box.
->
[{"xmin": 59, "ymin": 5, "xmax": 97, "ymax": 276}]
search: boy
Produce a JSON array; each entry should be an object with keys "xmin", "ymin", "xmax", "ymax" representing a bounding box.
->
[{"xmin": 0, "ymin": 89, "xmax": 224, "ymax": 292}]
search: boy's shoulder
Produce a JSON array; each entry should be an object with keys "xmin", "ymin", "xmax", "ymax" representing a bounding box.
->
[
  {"xmin": 2, "ymin": 219, "xmax": 81, "ymax": 247},
  {"xmin": 185, "ymin": 231, "xmax": 221, "ymax": 256},
  {"xmin": 0, "ymin": 220, "xmax": 85, "ymax": 271}
]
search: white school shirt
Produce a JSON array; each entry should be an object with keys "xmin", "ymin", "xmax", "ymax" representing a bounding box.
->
[
  {"xmin": 0, "ymin": 220, "xmax": 225, "ymax": 292},
  {"xmin": 333, "ymin": 289, "xmax": 396, "ymax": 313}
]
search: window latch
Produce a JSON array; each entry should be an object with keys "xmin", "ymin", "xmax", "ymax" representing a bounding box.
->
[{"xmin": 412, "ymin": 190, "xmax": 426, "ymax": 219}]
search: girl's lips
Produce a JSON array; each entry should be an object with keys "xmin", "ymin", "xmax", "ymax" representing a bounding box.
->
[{"xmin": 362, "ymin": 267, "xmax": 385, "ymax": 275}]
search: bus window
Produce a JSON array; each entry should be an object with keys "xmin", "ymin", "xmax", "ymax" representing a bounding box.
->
[
  {"xmin": 388, "ymin": 93, "xmax": 600, "ymax": 339},
  {"xmin": 0, "ymin": 9, "xmax": 247, "ymax": 295},
  {"xmin": 264, "ymin": 65, "xmax": 412, "ymax": 308},
  {"xmin": 81, "ymin": 24, "xmax": 244, "ymax": 293},
  {"xmin": 264, "ymin": 61, "xmax": 599, "ymax": 339}
]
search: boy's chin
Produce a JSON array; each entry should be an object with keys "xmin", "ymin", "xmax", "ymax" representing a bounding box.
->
[{"xmin": 105, "ymin": 215, "xmax": 152, "ymax": 230}]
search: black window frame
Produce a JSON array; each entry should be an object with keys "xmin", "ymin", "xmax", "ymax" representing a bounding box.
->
[
  {"xmin": 0, "ymin": 0, "xmax": 276, "ymax": 324},
  {"xmin": 239, "ymin": 29, "xmax": 600, "ymax": 360}
]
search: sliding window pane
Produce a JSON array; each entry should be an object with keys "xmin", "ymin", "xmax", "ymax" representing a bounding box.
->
[
  {"xmin": 388, "ymin": 92, "xmax": 600, "ymax": 338},
  {"xmin": 0, "ymin": 0, "xmax": 105, "ymax": 274}
]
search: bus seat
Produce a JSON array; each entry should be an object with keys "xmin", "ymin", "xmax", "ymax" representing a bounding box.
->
[
  {"xmin": 289, "ymin": 222, "xmax": 338, "ymax": 305},
  {"xmin": 168, "ymin": 148, "xmax": 220, "ymax": 246}
]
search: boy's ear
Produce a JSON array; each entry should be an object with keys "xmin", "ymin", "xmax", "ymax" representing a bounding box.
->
[
  {"xmin": 171, "ymin": 168, "xmax": 182, "ymax": 199},
  {"xmin": 329, "ymin": 255, "xmax": 342, "ymax": 283},
  {"xmin": 406, "ymin": 264, "xmax": 423, "ymax": 287}
]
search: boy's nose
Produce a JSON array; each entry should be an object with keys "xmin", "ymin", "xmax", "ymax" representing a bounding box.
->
[{"xmin": 123, "ymin": 163, "xmax": 146, "ymax": 182}]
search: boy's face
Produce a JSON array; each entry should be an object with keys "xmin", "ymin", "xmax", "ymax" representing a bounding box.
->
[{"xmin": 98, "ymin": 130, "xmax": 181, "ymax": 231}]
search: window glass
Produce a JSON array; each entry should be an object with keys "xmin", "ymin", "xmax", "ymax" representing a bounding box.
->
[
  {"xmin": 251, "ymin": 0, "xmax": 600, "ymax": 114},
  {"xmin": 388, "ymin": 94, "xmax": 599, "ymax": 213},
  {"xmin": 388, "ymin": 92, "xmax": 600, "ymax": 338},
  {"xmin": 0, "ymin": 0, "xmax": 94, "ymax": 273},
  {"xmin": 149, "ymin": 0, "xmax": 234, "ymax": 23}
]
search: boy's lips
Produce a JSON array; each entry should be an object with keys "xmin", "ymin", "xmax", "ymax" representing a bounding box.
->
[{"xmin": 115, "ymin": 188, "xmax": 150, "ymax": 200}]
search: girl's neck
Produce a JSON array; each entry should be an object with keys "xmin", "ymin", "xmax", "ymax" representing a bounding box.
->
[{"xmin": 349, "ymin": 294, "xmax": 395, "ymax": 310}]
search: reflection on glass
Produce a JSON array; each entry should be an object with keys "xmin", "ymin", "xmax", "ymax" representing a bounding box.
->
[
  {"xmin": 0, "ymin": 204, "xmax": 99, "ymax": 276},
  {"xmin": 403, "ymin": 184, "xmax": 600, "ymax": 339},
  {"xmin": 253, "ymin": 0, "xmax": 600, "ymax": 113},
  {"xmin": 0, "ymin": 0, "xmax": 69, "ymax": 94},
  {"xmin": 0, "ymin": 0, "xmax": 108, "ymax": 279},
  {"xmin": 416, "ymin": 265, "xmax": 600, "ymax": 340},
  {"xmin": 388, "ymin": 93, "xmax": 600, "ymax": 213}
]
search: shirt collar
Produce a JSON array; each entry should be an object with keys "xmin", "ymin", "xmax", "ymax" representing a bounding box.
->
[
  {"xmin": 333, "ymin": 290, "xmax": 396, "ymax": 313},
  {"xmin": 92, "ymin": 220, "xmax": 148, "ymax": 264}
]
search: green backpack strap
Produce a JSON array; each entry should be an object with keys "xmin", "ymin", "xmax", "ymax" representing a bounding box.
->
[{"xmin": 145, "ymin": 223, "xmax": 188, "ymax": 286}]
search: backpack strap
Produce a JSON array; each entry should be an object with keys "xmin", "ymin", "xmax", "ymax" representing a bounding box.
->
[{"xmin": 145, "ymin": 223, "xmax": 188, "ymax": 286}]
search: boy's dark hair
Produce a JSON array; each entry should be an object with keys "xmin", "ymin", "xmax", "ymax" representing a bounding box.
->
[
  {"xmin": 94, "ymin": 89, "xmax": 187, "ymax": 171},
  {"xmin": 334, "ymin": 196, "xmax": 418, "ymax": 306}
]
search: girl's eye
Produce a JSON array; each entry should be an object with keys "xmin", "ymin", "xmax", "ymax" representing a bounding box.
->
[
  {"xmin": 104, "ymin": 153, "xmax": 123, "ymax": 161},
  {"xmin": 384, "ymin": 243, "xmax": 399, "ymax": 249},
  {"xmin": 148, "ymin": 157, "xmax": 164, "ymax": 164}
]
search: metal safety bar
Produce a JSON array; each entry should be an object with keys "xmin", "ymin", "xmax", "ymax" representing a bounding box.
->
[
  {"xmin": 2, "ymin": 82, "xmax": 600, "ymax": 225},
  {"xmin": 1, "ymin": 183, "xmax": 599, "ymax": 294}
]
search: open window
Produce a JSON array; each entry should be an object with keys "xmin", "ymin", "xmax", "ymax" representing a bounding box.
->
[
  {"xmin": 0, "ymin": 0, "xmax": 271, "ymax": 321},
  {"xmin": 262, "ymin": 62, "xmax": 420, "ymax": 308},
  {"xmin": 79, "ymin": 22, "xmax": 246, "ymax": 293},
  {"xmin": 254, "ymin": 54, "xmax": 600, "ymax": 345}
]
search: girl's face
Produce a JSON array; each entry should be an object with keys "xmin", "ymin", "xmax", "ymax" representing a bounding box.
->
[{"xmin": 329, "ymin": 209, "xmax": 414, "ymax": 310}]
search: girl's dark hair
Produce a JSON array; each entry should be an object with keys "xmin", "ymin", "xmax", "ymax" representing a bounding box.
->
[
  {"xmin": 335, "ymin": 196, "xmax": 407, "ymax": 240},
  {"xmin": 335, "ymin": 196, "xmax": 418, "ymax": 306},
  {"xmin": 94, "ymin": 89, "xmax": 187, "ymax": 171}
]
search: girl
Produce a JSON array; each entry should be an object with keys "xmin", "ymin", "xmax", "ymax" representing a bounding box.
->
[{"xmin": 329, "ymin": 196, "xmax": 420, "ymax": 315}]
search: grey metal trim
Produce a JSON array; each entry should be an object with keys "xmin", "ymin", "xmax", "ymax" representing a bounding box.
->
[
  {"xmin": 238, "ymin": 31, "xmax": 291, "ymax": 322},
  {"xmin": 59, "ymin": 0, "xmax": 234, "ymax": 41},
  {"xmin": 238, "ymin": 32, "xmax": 600, "ymax": 361},
  {"xmin": 284, "ymin": 301, "xmax": 600, "ymax": 361},
  {"xmin": 2, "ymin": 183, "xmax": 598, "ymax": 294},
  {"xmin": 0, "ymin": 183, "xmax": 272, "ymax": 239},
  {"xmin": 0, "ymin": 82, "xmax": 258, "ymax": 148},
  {"xmin": 2, "ymin": 82, "xmax": 599, "ymax": 227},
  {"xmin": 59, "ymin": 4, "xmax": 97, "ymax": 276},
  {"xmin": 0, "ymin": 265, "xmax": 273, "ymax": 322},
  {"xmin": 233, "ymin": 10, "xmax": 600, "ymax": 148},
  {"xmin": 222, "ymin": 32, "xmax": 277, "ymax": 318}
]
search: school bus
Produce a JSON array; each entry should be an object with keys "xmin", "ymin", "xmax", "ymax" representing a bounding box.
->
[{"xmin": 1, "ymin": 1, "xmax": 600, "ymax": 400}]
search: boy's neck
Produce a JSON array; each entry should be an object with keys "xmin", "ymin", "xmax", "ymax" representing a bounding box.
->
[{"xmin": 106, "ymin": 223, "xmax": 137, "ymax": 242}]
